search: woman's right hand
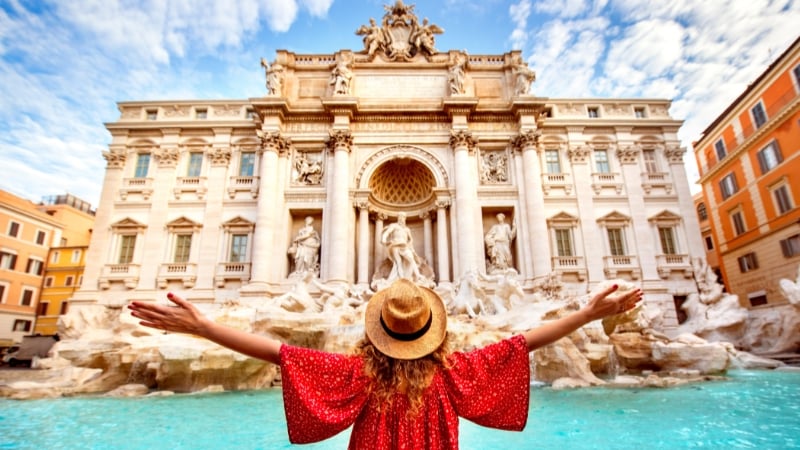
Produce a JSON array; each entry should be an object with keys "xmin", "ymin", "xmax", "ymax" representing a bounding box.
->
[{"xmin": 128, "ymin": 292, "xmax": 210, "ymax": 336}]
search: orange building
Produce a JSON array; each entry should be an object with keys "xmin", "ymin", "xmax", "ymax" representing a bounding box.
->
[
  {"xmin": 0, "ymin": 190, "xmax": 62, "ymax": 347},
  {"xmin": 694, "ymin": 37, "xmax": 800, "ymax": 308},
  {"xmin": 34, "ymin": 195, "xmax": 95, "ymax": 336}
]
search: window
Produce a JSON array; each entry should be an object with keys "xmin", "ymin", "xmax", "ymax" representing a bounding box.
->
[
  {"xmin": 607, "ymin": 228, "xmax": 626, "ymax": 256},
  {"xmin": 780, "ymin": 234, "xmax": 800, "ymax": 258},
  {"xmin": 705, "ymin": 236, "xmax": 714, "ymax": 250},
  {"xmin": 658, "ymin": 227, "xmax": 677, "ymax": 254},
  {"xmin": 134, "ymin": 153, "xmax": 150, "ymax": 178},
  {"xmin": 246, "ymin": 108, "xmax": 257, "ymax": 120},
  {"xmin": 714, "ymin": 139, "xmax": 727, "ymax": 161},
  {"xmin": 555, "ymin": 229, "xmax": 574, "ymax": 257},
  {"xmin": 44, "ymin": 276, "xmax": 54, "ymax": 287},
  {"xmin": 230, "ymin": 234, "xmax": 249, "ymax": 262},
  {"xmin": 587, "ymin": 107, "xmax": 599, "ymax": 118},
  {"xmin": 239, "ymin": 152, "xmax": 256, "ymax": 177},
  {"xmin": 13, "ymin": 320, "xmax": 31, "ymax": 332},
  {"xmin": 545, "ymin": 149, "xmax": 561, "ymax": 173},
  {"xmin": 21, "ymin": 288, "xmax": 34, "ymax": 306},
  {"xmin": 737, "ymin": 252, "xmax": 759, "ymax": 273},
  {"xmin": 642, "ymin": 149, "xmax": 658, "ymax": 173},
  {"xmin": 794, "ymin": 64, "xmax": 800, "ymax": 86},
  {"xmin": 146, "ymin": 109, "xmax": 158, "ymax": 120},
  {"xmin": 37, "ymin": 302, "xmax": 49, "ymax": 316},
  {"xmin": 60, "ymin": 302, "xmax": 69, "ymax": 315},
  {"xmin": 719, "ymin": 173, "xmax": 739, "ymax": 200},
  {"xmin": 196, "ymin": 108, "xmax": 208, "ymax": 119},
  {"xmin": 0, "ymin": 283, "xmax": 5, "ymax": 303},
  {"xmin": 36, "ymin": 230, "xmax": 46, "ymax": 245},
  {"xmin": 26, "ymin": 258, "xmax": 43, "ymax": 276},
  {"xmin": 0, "ymin": 251, "xmax": 18, "ymax": 270},
  {"xmin": 748, "ymin": 291, "xmax": 768, "ymax": 307},
  {"xmin": 757, "ymin": 141, "xmax": 783, "ymax": 174},
  {"xmin": 118, "ymin": 235, "xmax": 137, "ymax": 264},
  {"xmin": 594, "ymin": 150, "xmax": 610, "ymax": 173},
  {"xmin": 65, "ymin": 276, "xmax": 74, "ymax": 286},
  {"xmin": 634, "ymin": 107, "xmax": 646, "ymax": 118},
  {"xmin": 187, "ymin": 152, "xmax": 203, "ymax": 177},
  {"xmin": 8, "ymin": 221, "xmax": 20, "ymax": 237},
  {"xmin": 731, "ymin": 211, "xmax": 746, "ymax": 236},
  {"xmin": 772, "ymin": 184, "xmax": 793, "ymax": 215},
  {"xmin": 77, "ymin": 275, "xmax": 83, "ymax": 286},
  {"xmin": 174, "ymin": 234, "xmax": 192, "ymax": 263},
  {"xmin": 51, "ymin": 251, "xmax": 60, "ymax": 264},
  {"xmin": 751, "ymin": 102, "xmax": 767, "ymax": 129},
  {"xmin": 71, "ymin": 250, "xmax": 81, "ymax": 263},
  {"xmin": 697, "ymin": 203, "xmax": 708, "ymax": 221}
]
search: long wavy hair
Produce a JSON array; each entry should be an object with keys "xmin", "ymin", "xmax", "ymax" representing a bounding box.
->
[{"xmin": 355, "ymin": 332, "xmax": 452, "ymax": 417}]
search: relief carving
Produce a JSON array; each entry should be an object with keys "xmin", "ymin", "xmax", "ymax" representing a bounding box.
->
[
  {"xmin": 480, "ymin": 152, "xmax": 509, "ymax": 184},
  {"xmin": 355, "ymin": 0, "xmax": 443, "ymax": 61},
  {"xmin": 293, "ymin": 151, "xmax": 324, "ymax": 185}
]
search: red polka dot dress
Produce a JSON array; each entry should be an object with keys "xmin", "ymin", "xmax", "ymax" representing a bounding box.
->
[{"xmin": 280, "ymin": 334, "xmax": 530, "ymax": 449}]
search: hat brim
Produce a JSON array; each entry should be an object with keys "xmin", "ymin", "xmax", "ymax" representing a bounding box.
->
[{"xmin": 365, "ymin": 285, "xmax": 447, "ymax": 360}]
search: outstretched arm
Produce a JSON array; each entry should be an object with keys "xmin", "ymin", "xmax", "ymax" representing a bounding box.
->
[
  {"xmin": 523, "ymin": 284, "xmax": 643, "ymax": 352},
  {"xmin": 128, "ymin": 293, "xmax": 281, "ymax": 365}
]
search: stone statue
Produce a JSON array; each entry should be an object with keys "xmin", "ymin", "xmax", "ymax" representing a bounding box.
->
[
  {"xmin": 410, "ymin": 18, "xmax": 442, "ymax": 56},
  {"xmin": 381, "ymin": 212, "xmax": 423, "ymax": 281},
  {"xmin": 485, "ymin": 213, "xmax": 516, "ymax": 273},
  {"xmin": 779, "ymin": 265, "xmax": 800, "ymax": 306},
  {"xmin": 289, "ymin": 216, "xmax": 321, "ymax": 276},
  {"xmin": 448, "ymin": 54, "xmax": 466, "ymax": 95},
  {"xmin": 512, "ymin": 58, "xmax": 536, "ymax": 96},
  {"xmin": 356, "ymin": 18, "xmax": 385, "ymax": 57},
  {"xmin": 276, "ymin": 271, "xmax": 320, "ymax": 313},
  {"xmin": 261, "ymin": 58, "xmax": 283, "ymax": 96},
  {"xmin": 330, "ymin": 59, "xmax": 353, "ymax": 96},
  {"xmin": 294, "ymin": 152, "xmax": 323, "ymax": 185},
  {"xmin": 692, "ymin": 257, "xmax": 723, "ymax": 304}
]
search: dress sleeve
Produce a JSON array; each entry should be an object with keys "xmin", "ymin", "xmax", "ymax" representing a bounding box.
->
[
  {"xmin": 279, "ymin": 344, "xmax": 370, "ymax": 444},
  {"xmin": 442, "ymin": 334, "xmax": 530, "ymax": 431}
]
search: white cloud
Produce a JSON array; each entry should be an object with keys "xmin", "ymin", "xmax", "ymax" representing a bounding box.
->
[
  {"xmin": 300, "ymin": 0, "xmax": 334, "ymax": 17},
  {"xmin": 509, "ymin": 0, "xmax": 531, "ymax": 49}
]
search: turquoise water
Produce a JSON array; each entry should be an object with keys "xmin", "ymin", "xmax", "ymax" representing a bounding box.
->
[{"xmin": 1, "ymin": 370, "xmax": 799, "ymax": 449}]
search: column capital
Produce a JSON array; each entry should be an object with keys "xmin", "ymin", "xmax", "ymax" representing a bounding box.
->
[
  {"xmin": 664, "ymin": 144, "xmax": 686, "ymax": 164},
  {"xmin": 435, "ymin": 198, "xmax": 451, "ymax": 209},
  {"xmin": 257, "ymin": 130, "xmax": 291, "ymax": 156},
  {"xmin": 102, "ymin": 148, "xmax": 127, "ymax": 169},
  {"xmin": 208, "ymin": 147, "xmax": 232, "ymax": 167},
  {"xmin": 327, "ymin": 129, "xmax": 354, "ymax": 153},
  {"xmin": 567, "ymin": 144, "xmax": 590, "ymax": 164},
  {"xmin": 153, "ymin": 147, "xmax": 179, "ymax": 168},
  {"xmin": 616, "ymin": 144, "xmax": 641, "ymax": 165},
  {"xmin": 449, "ymin": 130, "xmax": 477, "ymax": 152},
  {"xmin": 511, "ymin": 129, "xmax": 541, "ymax": 152}
]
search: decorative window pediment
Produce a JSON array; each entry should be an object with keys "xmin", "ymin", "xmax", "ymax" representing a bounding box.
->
[
  {"xmin": 166, "ymin": 216, "xmax": 202, "ymax": 232},
  {"xmin": 597, "ymin": 210, "xmax": 630, "ymax": 226},
  {"xmin": 648, "ymin": 210, "xmax": 682, "ymax": 226},
  {"xmin": 547, "ymin": 211, "xmax": 579, "ymax": 227},
  {"xmin": 110, "ymin": 218, "xmax": 147, "ymax": 232}
]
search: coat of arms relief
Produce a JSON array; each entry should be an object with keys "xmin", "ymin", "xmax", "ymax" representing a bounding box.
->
[{"xmin": 355, "ymin": 0, "xmax": 444, "ymax": 61}]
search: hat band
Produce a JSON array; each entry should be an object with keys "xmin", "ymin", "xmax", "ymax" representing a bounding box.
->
[{"xmin": 380, "ymin": 311, "xmax": 433, "ymax": 342}]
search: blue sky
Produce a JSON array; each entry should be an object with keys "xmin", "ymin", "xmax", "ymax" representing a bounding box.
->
[{"xmin": 1, "ymin": 0, "xmax": 798, "ymax": 206}]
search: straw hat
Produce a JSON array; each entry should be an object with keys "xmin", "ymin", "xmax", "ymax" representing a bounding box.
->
[{"xmin": 365, "ymin": 278, "xmax": 447, "ymax": 360}]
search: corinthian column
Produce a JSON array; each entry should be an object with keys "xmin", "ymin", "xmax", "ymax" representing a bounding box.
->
[
  {"xmin": 357, "ymin": 201, "xmax": 370, "ymax": 285},
  {"xmin": 435, "ymin": 199, "xmax": 451, "ymax": 283},
  {"xmin": 326, "ymin": 129, "xmax": 353, "ymax": 284},
  {"xmin": 244, "ymin": 131, "xmax": 290, "ymax": 293},
  {"xmin": 513, "ymin": 130, "xmax": 550, "ymax": 280},
  {"xmin": 450, "ymin": 130, "xmax": 480, "ymax": 276}
]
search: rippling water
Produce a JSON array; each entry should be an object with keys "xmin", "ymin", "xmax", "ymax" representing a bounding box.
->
[{"xmin": 1, "ymin": 370, "xmax": 798, "ymax": 449}]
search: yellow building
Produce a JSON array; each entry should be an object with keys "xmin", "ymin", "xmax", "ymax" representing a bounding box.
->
[
  {"xmin": 34, "ymin": 194, "xmax": 95, "ymax": 336},
  {"xmin": 0, "ymin": 190, "xmax": 62, "ymax": 347},
  {"xmin": 694, "ymin": 37, "xmax": 800, "ymax": 308}
]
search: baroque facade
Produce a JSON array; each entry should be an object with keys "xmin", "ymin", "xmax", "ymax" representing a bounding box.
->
[{"xmin": 72, "ymin": 2, "xmax": 702, "ymax": 329}]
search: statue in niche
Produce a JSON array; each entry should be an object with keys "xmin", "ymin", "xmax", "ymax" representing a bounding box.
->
[
  {"xmin": 330, "ymin": 59, "xmax": 353, "ymax": 96},
  {"xmin": 294, "ymin": 152, "xmax": 323, "ymax": 185},
  {"xmin": 485, "ymin": 213, "xmax": 517, "ymax": 274},
  {"xmin": 512, "ymin": 57, "xmax": 536, "ymax": 96},
  {"xmin": 288, "ymin": 216, "xmax": 321, "ymax": 276},
  {"xmin": 448, "ymin": 53, "xmax": 466, "ymax": 95},
  {"xmin": 381, "ymin": 212, "xmax": 423, "ymax": 282},
  {"xmin": 480, "ymin": 152, "xmax": 508, "ymax": 184},
  {"xmin": 260, "ymin": 58, "xmax": 284, "ymax": 96},
  {"xmin": 356, "ymin": 18, "xmax": 386, "ymax": 57}
]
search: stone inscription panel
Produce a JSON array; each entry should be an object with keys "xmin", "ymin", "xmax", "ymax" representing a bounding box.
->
[{"xmin": 356, "ymin": 75, "xmax": 447, "ymax": 98}]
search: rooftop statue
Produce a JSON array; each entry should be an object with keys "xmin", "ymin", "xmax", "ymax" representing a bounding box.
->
[{"xmin": 355, "ymin": 0, "xmax": 444, "ymax": 61}]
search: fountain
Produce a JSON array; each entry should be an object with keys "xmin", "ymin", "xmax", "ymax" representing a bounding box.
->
[{"xmin": 2, "ymin": 262, "xmax": 794, "ymax": 400}]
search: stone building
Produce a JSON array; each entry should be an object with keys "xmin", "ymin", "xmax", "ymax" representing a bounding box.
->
[{"xmin": 71, "ymin": 2, "xmax": 702, "ymax": 329}]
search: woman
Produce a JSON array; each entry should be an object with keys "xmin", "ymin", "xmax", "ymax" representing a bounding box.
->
[{"xmin": 128, "ymin": 278, "xmax": 642, "ymax": 449}]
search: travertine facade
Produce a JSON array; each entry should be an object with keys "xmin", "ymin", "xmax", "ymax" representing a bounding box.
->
[{"xmin": 71, "ymin": 2, "xmax": 702, "ymax": 329}]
